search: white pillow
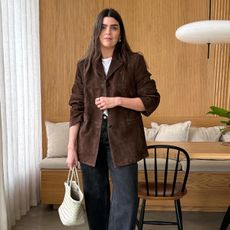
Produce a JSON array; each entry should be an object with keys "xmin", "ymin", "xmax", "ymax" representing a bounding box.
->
[
  {"xmin": 188, "ymin": 126, "xmax": 222, "ymax": 142},
  {"xmin": 222, "ymin": 131, "xmax": 230, "ymax": 142},
  {"xmin": 152, "ymin": 121, "xmax": 191, "ymax": 141},
  {"xmin": 144, "ymin": 127, "xmax": 159, "ymax": 141},
  {"xmin": 45, "ymin": 121, "xmax": 69, "ymax": 158}
]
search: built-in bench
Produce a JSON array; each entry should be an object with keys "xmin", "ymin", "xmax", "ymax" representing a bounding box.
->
[{"xmin": 40, "ymin": 116, "xmax": 230, "ymax": 211}]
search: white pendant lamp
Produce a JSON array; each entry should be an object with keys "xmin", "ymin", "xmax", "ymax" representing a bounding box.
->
[{"xmin": 175, "ymin": 20, "xmax": 230, "ymax": 44}]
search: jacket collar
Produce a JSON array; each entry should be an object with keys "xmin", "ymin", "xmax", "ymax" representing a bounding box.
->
[{"xmin": 97, "ymin": 52, "xmax": 123, "ymax": 79}]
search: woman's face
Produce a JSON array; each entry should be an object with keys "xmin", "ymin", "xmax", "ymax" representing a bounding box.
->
[{"xmin": 99, "ymin": 17, "xmax": 121, "ymax": 52}]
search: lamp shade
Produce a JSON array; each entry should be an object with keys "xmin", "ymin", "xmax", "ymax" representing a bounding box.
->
[{"xmin": 175, "ymin": 20, "xmax": 230, "ymax": 44}]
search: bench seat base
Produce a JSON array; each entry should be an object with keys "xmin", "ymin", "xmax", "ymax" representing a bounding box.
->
[{"xmin": 41, "ymin": 169, "xmax": 230, "ymax": 212}]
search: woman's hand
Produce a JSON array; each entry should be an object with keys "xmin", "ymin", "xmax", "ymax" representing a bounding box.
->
[
  {"xmin": 66, "ymin": 123, "xmax": 80, "ymax": 169},
  {"xmin": 66, "ymin": 147, "xmax": 78, "ymax": 169},
  {"xmin": 95, "ymin": 97, "xmax": 119, "ymax": 110},
  {"xmin": 95, "ymin": 96, "xmax": 145, "ymax": 111}
]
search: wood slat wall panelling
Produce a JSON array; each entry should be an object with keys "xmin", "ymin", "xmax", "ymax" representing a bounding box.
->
[
  {"xmin": 212, "ymin": 0, "xmax": 230, "ymax": 110},
  {"xmin": 40, "ymin": 0, "xmax": 228, "ymax": 154}
]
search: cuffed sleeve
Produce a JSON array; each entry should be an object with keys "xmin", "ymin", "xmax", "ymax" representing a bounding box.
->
[
  {"xmin": 69, "ymin": 62, "xmax": 84, "ymax": 127},
  {"xmin": 134, "ymin": 54, "xmax": 160, "ymax": 116}
]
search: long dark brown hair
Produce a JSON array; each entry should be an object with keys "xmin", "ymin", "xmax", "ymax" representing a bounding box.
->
[{"xmin": 83, "ymin": 8, "xmax": 132, "ymax": 75}]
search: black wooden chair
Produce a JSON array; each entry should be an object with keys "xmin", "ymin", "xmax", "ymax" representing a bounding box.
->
[
  {"xmin": 220, "ymin": 206, "xmax": 230, "ymax": 230},
  {"xmin": 137, "ymin": 144, "xmax": 190, "ymax": 230}
]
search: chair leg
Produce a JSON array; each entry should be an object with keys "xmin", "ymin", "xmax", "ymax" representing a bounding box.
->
[
  {"xmin": 137, "ymin": 198, "xmax": 146, "ymax": 230},
  {"xmin": 175, "ymin": 199, "xmax": 183, "ymax": 230},
  {"xmin": 136, "ymin": 197, "xmax": 140, "ymax": 227},
  {"xmin": 220, "ymin": 206, "xmax": 230, "ymax": 230}
]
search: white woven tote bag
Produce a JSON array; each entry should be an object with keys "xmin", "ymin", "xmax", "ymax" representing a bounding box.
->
[{"xmin": 58, "ymin": 166, "xmax": 85, "ymax": 226}]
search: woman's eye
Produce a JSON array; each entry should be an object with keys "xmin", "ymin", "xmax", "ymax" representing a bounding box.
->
[{"xmin": 111, "ymin": 26, "xmax": 119, "ymax": 31}]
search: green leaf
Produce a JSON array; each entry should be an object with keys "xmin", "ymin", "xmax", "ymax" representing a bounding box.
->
[
  {"xmin": 220, "ymin": 120, "xmax": 229, "ymax": 125},
  {"xmin": 207, "ymin": 106, "xmax": 230, "ymax": 119}
]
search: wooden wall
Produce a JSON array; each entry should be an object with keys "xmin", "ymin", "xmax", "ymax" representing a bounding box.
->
[
  {"xmin": 39, "ymin": 0, "xmax": 230, "ymax": 153},
  {"xmin": 212, "ymin": 0, "xmax": 230, "ymax": 109}
]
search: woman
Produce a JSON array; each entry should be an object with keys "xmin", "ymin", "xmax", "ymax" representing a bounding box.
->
[{"xmin": 67, "ymin": 8, "xmax": 160, "ymax": 230}]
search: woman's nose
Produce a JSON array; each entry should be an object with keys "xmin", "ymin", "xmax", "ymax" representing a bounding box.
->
[{"xmin": 105, "ymin": 27, "xmax": 111, "ymax": 34}]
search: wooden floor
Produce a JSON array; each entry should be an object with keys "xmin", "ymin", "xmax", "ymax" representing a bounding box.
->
[{"xmin": 12, "ymin": 204, "xmax": 227, "ymax": 230}]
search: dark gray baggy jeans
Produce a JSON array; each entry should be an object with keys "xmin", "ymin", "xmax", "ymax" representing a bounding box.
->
[{"xmin": 81, "ymin": 117, "xmax": 138, "ymax": 230}]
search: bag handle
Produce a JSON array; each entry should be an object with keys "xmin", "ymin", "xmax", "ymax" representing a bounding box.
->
[{"xmin": 67, "ymin": 166, "xmax": 81, "ymax": 188}]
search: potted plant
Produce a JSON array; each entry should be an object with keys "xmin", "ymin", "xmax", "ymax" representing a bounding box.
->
[{"xmin": 207, "ymin": 106, "xmax": 230, "ymax": 134}]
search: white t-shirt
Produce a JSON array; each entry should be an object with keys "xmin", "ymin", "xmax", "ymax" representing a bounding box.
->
[{"xmin": 102, "ymin": 57, "xmax": 112, "ymax": 75}]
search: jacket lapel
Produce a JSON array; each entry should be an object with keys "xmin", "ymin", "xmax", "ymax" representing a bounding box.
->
[
  {"xmin": 97, "ymin": 61, "xmax": 106, "ymax": 78},
  {"xmin": 107, "ymin": 55, "xmax": 123, "ymax": 79}
]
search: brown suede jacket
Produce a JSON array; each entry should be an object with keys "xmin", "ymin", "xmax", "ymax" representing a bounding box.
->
[{"xmin": 69, "ymin": 52, "xmax": 160, "ymax": 167}]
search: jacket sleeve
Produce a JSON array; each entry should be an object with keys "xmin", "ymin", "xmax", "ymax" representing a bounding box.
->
[
  {"xmin": 134, "ymin": 54, "xmax": 160, "ymax": 116},
  {"xmin": 69, "ymin": 62, "xmax": 84, "ymax": 127}
]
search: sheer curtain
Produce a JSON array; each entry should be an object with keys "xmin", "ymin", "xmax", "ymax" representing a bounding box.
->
[
  {"xmin": 0, "ymin": 106, "xmax": 8, "ymax": 230},
  {"xmin": 0, "ymin": 0, "xmax": 41, "ymax": 228}
]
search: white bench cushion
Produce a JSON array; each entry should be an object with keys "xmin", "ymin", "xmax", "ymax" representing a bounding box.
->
[
  {"xmin": 40, "ymin": 157, "xmax": 68, "ymax": 169},
  {"xmin": 181, "ymin": 159, "xmax": 230, "ymax": 172},
  {"xmin": 41, "ymin": 157, "xmax": 230, "ymax": 172},
  {"xmin": 40, "ymin": 157, "xmax": 182, "ymax": 171},
  {"xmin": 138, "ymin": 158, "xmax": 182, "ymax": 170}
]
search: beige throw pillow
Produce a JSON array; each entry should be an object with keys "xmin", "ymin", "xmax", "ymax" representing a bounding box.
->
[
  {"xmin": 222, "ymin": 131, "xmax": 230, "ymax": 142},
  {"xmin": 144, "ymin": 127, "xmax": 159, "ymax": 141},
  {"xmin": 188, "ymin": 126, "xmax": 222, "ymax": 142},
  {"xmin": 152, "ymin": 121, "xmax": 191, "ymax": 141},
  {"xmin": 45, "ymin": 121, "xmax": 69, "ymax": 158}
]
